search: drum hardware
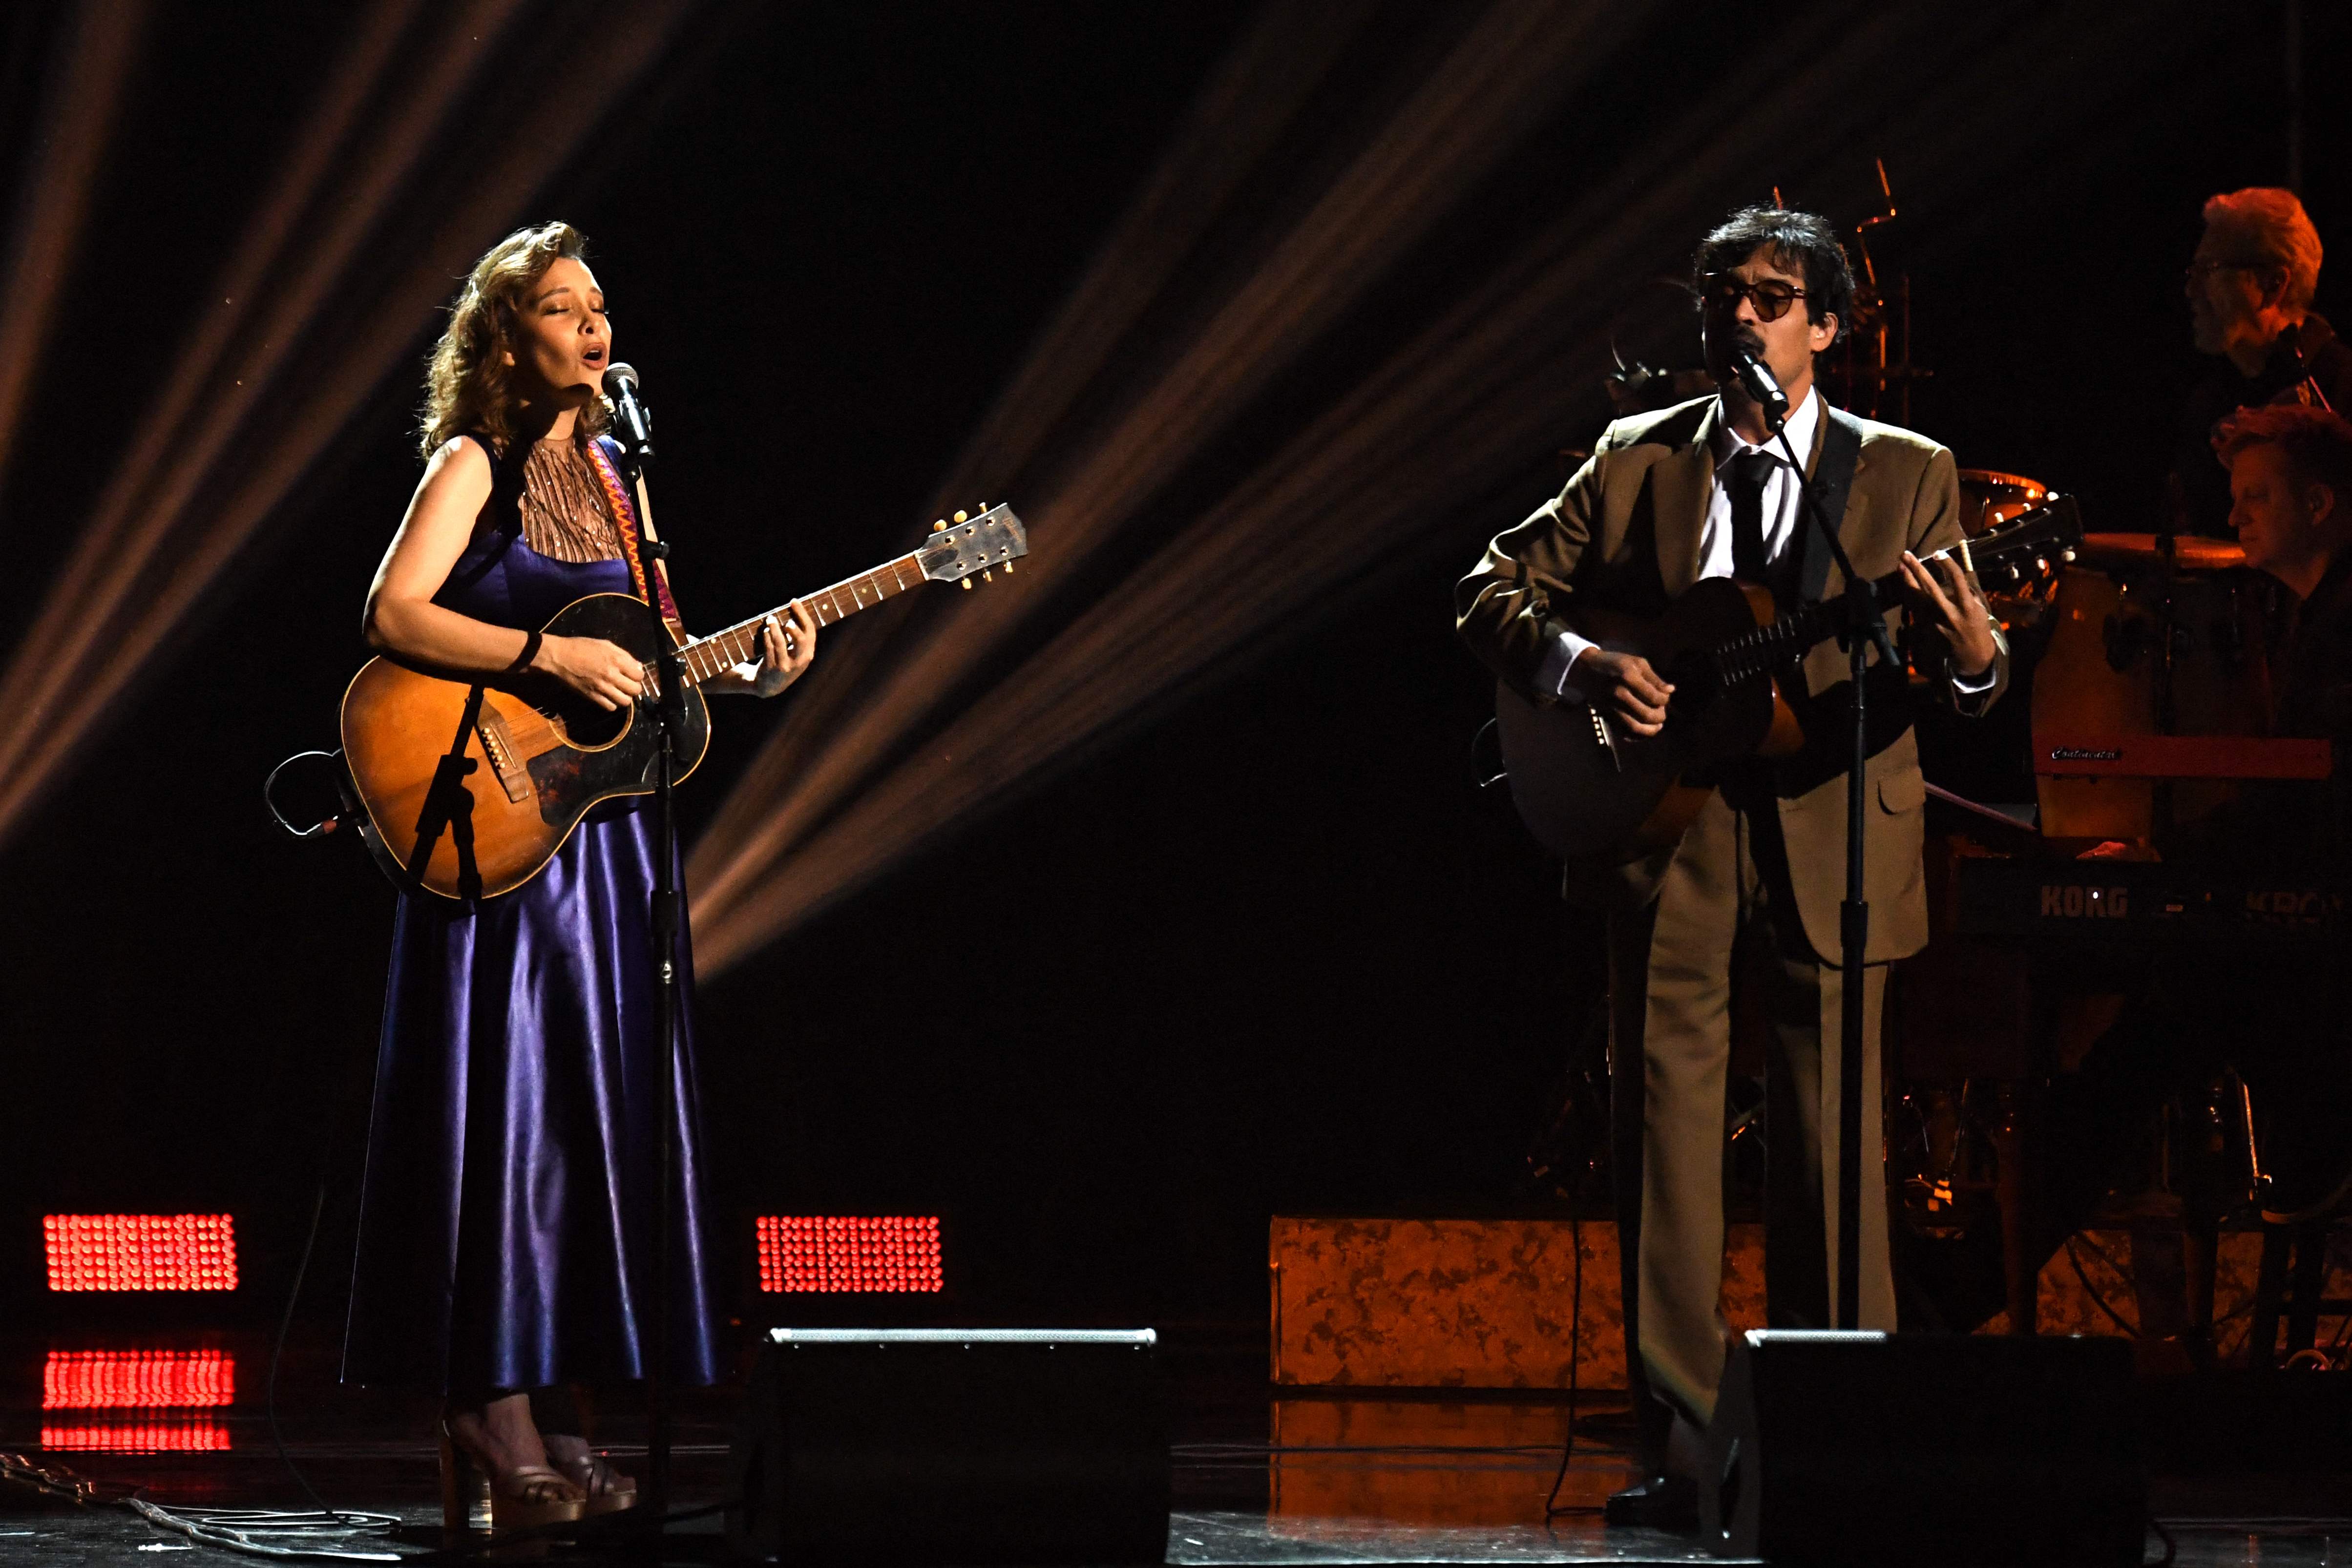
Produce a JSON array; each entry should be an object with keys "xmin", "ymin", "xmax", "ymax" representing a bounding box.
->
[
  {"xmin": 1897, "ymin": 1082, "xmax": 1999, "ymax": 1243},
  {"xmin": 1825, "ymin": 157, "xmax": 1928, "ymax": 424},
  {"xmin": 1602, "ymin": 351, "xmax": 1715, "ymax": 419}
]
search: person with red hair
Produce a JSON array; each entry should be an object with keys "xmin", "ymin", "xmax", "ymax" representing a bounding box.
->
[{"xmin": 2171, "ymin": 188, "xmax": 2352, "ymax": 535}]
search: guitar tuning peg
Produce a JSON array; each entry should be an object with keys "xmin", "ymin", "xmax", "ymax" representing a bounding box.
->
[
  {"xmin": 982, "ymin": 570, "xmax": 993, "ymax": 582},
  {"xmin": 1003, "ymin": 561, "xmax": 1013, "ymax": 574},
  {"xmin": 953, "ymin": 510, "xmax": 968, "ymax": 523},
  {"xmin": 933, "ymin": 520, "xmax": 947, "ymax": 532},
  {"xmin": 961, "ymin": 579, "xmax": 973, "ymax": 591}
]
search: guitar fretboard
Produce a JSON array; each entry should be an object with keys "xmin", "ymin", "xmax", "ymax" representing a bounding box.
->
[
  {"xmin": 1707, "ymin": 503, "xmax": 2077, "ymax": 688},
  {"xmin": 640, "ymin": 549, "xmax": 929, "ymax": 690}
]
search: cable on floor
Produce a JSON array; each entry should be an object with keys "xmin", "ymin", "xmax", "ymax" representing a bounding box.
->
[
  {"xmin": 127, "ymin": 1501, "xmax": 402, "ymax": 1564},
  {"xmin": 0, "ymin": 1453, "xmax": 400, "ymax": 1565},
  {"xmin": 5, "ymin": 1449, "xmax": 732, "ymax": 1563},
  {"xmin": 269, "ymin": 1180, "xmax": 348, "ymax": 1523},
  {"xmin": 1544, "ymin": 1176, "xmax": 1601, "ymax": 1516}
]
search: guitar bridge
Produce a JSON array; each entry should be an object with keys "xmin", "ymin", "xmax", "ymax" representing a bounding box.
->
[
  {"xmin": 1588, "ymin": 705, "xmax": 1624, "ymax": 773},
  {"xmin": 476, "ymin": 706, "xmax": 534, "ymax": 805}
]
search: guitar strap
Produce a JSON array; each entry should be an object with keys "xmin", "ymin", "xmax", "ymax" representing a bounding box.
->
[
  {"xmin": 583, "ymin": 436, "xmax": 681, "ymax": 627},
  {"xmin": 1793, "ymin": 406, "xmax": 1865, "ymax": 605}
]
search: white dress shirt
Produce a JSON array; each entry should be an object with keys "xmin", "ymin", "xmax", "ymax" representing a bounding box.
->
[{"xmin": 1536, "ymin": 389, "xmax": 1992, "ymax": 700}]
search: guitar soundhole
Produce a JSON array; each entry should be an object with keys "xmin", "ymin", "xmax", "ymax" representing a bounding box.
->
[{"xmin": 542, "ymin": 691, "xmax": 629, "ymax": 750}]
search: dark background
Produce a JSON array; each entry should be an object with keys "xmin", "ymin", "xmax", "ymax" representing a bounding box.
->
[{"xmin": 0, "ymin": 2, "xmax": 2343, "ymax": 1347}]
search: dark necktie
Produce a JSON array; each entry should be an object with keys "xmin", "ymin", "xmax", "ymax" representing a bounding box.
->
[{"xmin": 1726, "ymin": 451, "xmax": 1778, "ymax": 583}]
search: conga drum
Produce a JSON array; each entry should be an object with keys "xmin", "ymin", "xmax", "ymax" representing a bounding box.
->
[{"xmin": 2030, "ymin": 534, "xmax": 2273, "ymax": 839}]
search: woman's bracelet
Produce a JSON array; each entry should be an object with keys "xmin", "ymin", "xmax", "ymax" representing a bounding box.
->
[{"xmin": 509, "ymin": 628, "xmax": 543, "ymax": 673}]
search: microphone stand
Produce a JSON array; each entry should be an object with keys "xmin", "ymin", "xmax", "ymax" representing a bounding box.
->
[
  {"xmin": 1747, "ymin": 372, "xmax": 1897, "ymax": 1332},
  {"xmin": 611, "ymin": 409, "xmax": 680, "ymax": 1531}
]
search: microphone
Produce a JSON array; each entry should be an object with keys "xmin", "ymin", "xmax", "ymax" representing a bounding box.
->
[
  {"xmin": 603, "ymin": 362, "xmax": 651, "ymax": 452},
  {"xmin": 1733, "ymin": 351, "xmax": 1790, "ymax": 427}
]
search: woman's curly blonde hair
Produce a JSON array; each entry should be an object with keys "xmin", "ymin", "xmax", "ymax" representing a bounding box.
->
[{"xmin": 419, "ymin": 221, "xmax": 611, "ymax": 459}]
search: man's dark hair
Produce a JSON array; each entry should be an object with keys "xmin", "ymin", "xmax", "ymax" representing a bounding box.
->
[
  {"xmin": 2215, "ymin": 403, "xmax": 2352, "ymax": 507},
  {"xmin": 1692, "ymin": 206, "xmax": 1855, "ymax": 344}
]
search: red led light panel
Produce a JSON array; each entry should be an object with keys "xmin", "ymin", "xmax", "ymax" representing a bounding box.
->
[
  {"xmin": 43, "ymin": 1214, "xmax": 237, "ymax": 1292},
  {"xmin": 757, "ymin": 1215, "xmax": 942, "ymax": 1293},
  {"xmin": 43, "ymin": 1350, "xmax": 235, "ymax": 1410},
  {"xmin": 41, "ymin": 1420, "xmax": 229, "ymax": 1453}
]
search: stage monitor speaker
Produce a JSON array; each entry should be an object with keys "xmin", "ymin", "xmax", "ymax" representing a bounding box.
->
[
  {"xmin": 728, "ymin": 1327, "xmax": 1168, "ymax": 1564},
  {"xmin": 1702, "ymin": 1330, "xmax": 2143, "ymax": 1567}
]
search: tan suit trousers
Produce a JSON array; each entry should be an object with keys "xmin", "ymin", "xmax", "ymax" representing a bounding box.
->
[{"xmin": 1606, "ymin": 783, "xmax": 1896, "ymax": 1430}]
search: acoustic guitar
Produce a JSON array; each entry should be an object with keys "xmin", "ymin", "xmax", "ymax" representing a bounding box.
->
[
  {"xmin": 342, "ymin": 504, "xmax": 1027, "ymax": 900},
  {"xmin": 1494, "ymin": 497, "xmax": 2083, "ymax": 861}
]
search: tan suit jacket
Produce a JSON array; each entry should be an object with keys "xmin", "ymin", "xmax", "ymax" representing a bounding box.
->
[{"xmin": 1457, "ymin": 394, "xmax": 2008, "ymax": 965}]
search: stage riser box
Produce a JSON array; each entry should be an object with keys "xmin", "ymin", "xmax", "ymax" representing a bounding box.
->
[{"xmin": 729, "ymin": 1327, "xmax": 1168, "ymax": 1564}]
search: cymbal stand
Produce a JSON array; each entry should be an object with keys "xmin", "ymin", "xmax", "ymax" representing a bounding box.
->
[{"xmin": 2152, "ymin": 523, "xmax": 2180, "ymax": 836}]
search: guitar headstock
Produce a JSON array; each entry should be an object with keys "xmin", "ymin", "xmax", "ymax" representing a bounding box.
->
[
  {"xmin": 1955, "ymin": 494, "xmax": 2084, "ymax": 594},
  {"xmin": 918, "ymin": 504, "xmax": 1029, "ymax": 589}
]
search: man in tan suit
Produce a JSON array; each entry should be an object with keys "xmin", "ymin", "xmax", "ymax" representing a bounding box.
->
[{"xmin": 1456, "ymin": 207, "xmax": 2007, "ymax": 1526}]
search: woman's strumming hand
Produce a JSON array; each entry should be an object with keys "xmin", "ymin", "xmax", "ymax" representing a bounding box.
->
[{"xmin": 533, "ymin": 633, "xmax": 645, "ymax": 711}]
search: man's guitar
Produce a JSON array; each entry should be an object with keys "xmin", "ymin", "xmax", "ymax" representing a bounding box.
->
[
  {"xmin": 341, "ymin": 504, "xmax": 1027, "ymax": 900},
  {"xmin": 1495, "ymin": 498, "xmax": 2083, "ymax": 860}
]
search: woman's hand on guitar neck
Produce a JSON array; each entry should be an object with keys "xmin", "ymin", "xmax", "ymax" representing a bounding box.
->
[
  {"xmin": 1572, "ymin": 648, "xmax": 1674, "ymax": 737},
  {"xmin": 746, "ymin": 602, "xmax": 818, "ymax": 697},
  {"xmin": 531, "ymin": 634, "xmax": 646, "ymax": 711}
]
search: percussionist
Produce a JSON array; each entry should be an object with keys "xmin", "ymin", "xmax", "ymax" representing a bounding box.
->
[
  {"xmin": 2170, "ymin": 188, "xmax": 2352, "ymax": 537},
  {"xmin": 2052, "ymin": 405, "xmax": 2352, "ymax": 1368}
]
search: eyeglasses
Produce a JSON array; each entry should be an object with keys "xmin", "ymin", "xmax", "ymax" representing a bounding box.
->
[
  {"xmin": 1699, "ymin": 272, "xmax": 1810, "ymax": 322},
  {"xmin": 2184, "ymin": 259, "xmax": 2262, "ymax": 284}
]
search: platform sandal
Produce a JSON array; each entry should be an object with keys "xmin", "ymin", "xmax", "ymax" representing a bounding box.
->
[
  {"xmin": 438, "ymin": 1419, "xmax": 587, "ymax": 1547},
  {"xmin": 546, "ymin": 1440, "xmax": 638, "ymax": 1517}
]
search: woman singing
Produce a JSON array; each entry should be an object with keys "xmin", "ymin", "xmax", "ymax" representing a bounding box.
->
[{"xmin": 343, "ymin": 222, "xmax": 817, "ymax": 1537}]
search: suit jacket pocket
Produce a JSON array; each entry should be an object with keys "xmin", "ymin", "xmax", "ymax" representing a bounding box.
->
[
  {"xmin": 1879, "ymin": 770, "xmax": 1927, "ymax": 814},
  {"xmin": 1778, "ymin": 751, "xmax": 1933, "ymax": 967}
]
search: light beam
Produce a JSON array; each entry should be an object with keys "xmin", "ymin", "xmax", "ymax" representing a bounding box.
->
[
  {"xmin": 688, "ymin": 0, "xmax": 2197, "ymax": 971},
  {"xmin": 0, "ymin": 0, "xmax": 146, "ymax": 488},
  {"xmin": 0, "ymin": 1, "xmax": 701, "ymax": 844},
  {"xmin": 692, "ymin": 0, "xmax": 1642, "ymax": 930}
]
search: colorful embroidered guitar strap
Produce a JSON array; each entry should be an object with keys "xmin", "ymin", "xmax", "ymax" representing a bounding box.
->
[{"xmin": 583, "ymin": 437, "xmax": 679, "ymax": 625}]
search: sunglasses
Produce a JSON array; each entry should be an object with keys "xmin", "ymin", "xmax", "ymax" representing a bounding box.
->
[{"xmin": 1699, "ymin": 272, "xmax": 1810, "ymax": 322}]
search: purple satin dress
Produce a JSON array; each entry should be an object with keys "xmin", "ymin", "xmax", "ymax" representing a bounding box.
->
[{"xmin": 343, "ymin": 442, "xmax": 721, "ymax": 1393}]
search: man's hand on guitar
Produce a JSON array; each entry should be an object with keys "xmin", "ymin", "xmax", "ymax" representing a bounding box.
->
[
  {"xmin": 1899, "ymin": 549, "xmax": 1999, "ymax": 679},
  {"xmin": 1573, "ymin": 648, "xmax": 1675, "ymax": 737},
  {"xmin": 533, "ymin": 634, "xmax": 645, "ymax": 711}
]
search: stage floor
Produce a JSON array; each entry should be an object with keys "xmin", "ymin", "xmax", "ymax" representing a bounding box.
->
[{"xmin": 0, "ymin": 1329, "xmax": 2341, "ymax": 1565}]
